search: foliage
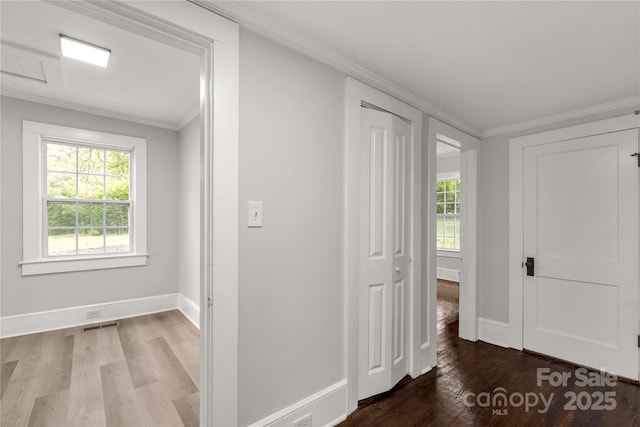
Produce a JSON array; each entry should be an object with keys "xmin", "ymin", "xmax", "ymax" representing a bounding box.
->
[{"xmin": 46, "ymin": 143, "xmax": 130, "ymax": 230}]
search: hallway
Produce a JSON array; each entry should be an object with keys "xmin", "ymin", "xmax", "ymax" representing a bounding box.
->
[{"xmin": 339, "ymin": 280, "xmax": 639, "ymax": 426}]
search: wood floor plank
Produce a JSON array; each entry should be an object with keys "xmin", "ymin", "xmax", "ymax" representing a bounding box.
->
[
  {"xmin": 68, "ymin": 331, "xmax": 107, "ymax": 421},
  {"xmin": 135, "ymin": 381, "xmax": 186, "ymax": 427},
  {"xmin": 69, "ymin": 409, "xmax": 107, "ymax": 427},
  {"xmin": 170, "ymin": 337, "xmax": 200, "ymax": 388},
  {"xmin": 340, "ymin": 280, "xmax": 640, "ymax": 426},
  {"xmin": 147, "ymin": 336, "xmax": 198, "ymax": 401},
  {"xmin": 27, "ymin": 390, "xmax": 69, "ymax": 427},
  {"xmin": 173, "ymin": 391, "xmax": 200, "ymax": 427},
  {"xmin": 1, "ymin": 359, "xmax": 19, "ymax": 398},
  {"xmin": 1, "ymin": 310, "xmax": 200, "ymax": 427},
  {"xmin": 116, "ymin": 318, "xmax": 158, "ymax": 389},
  {"xmin": 100, "ymin": 361, "xmax": 144, "ymax": 427}
]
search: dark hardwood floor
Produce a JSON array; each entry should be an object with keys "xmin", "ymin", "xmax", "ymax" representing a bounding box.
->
[{"xmin": 340, "ymin": 280, "xmax": 640, "ymax": 427}]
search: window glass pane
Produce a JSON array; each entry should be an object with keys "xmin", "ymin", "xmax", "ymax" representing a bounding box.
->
[
  {"xmin": 47, "ymin": 143, "xmax": 76, "ymax": 173},
  {"xmin": 78, "ymin": 204, "xmax": 104, "ymax": 228},
  {"xmin": 78, "ymin": 147, "xmax": 104, "ymax": 174},
  {"xmin": 106, "ymin": 228, "xmax": 130, "ymax": 252},
  {"xmin": 445, "ymin": 217, "xmax": 456, "ymax": 234},
  {"xmin": 437, "ymin": 203, "xmax": 444, "ymax": 214},
  {"xmin": 47, "ymin": 172, "xmax": 77, "ymax": 198},
  {"xmin": 436, "ymin": 181, "xmax": 444, "ymax": 192},
  {"xmin": 78, "ymin": 229, "xmax": 104, "ymax": 254},
  {"xmin": 106, "ymin": 177, "xmax": 129, "ymax": 200},
  {"xmin": 106, "ymin": 205, "xmax": 129, "ymax": 226},
  {"xmin": 48, "ymin": 202, "xmax": 76, "ymax": 227},
  {"xmin": 446, "ymin": 191, "xmax": 456, "ymax": 203},
  {"xmin": 48, "ymin": 229, "xmax": 76, "ymax": 256},
  {"xmin": 436, "ymin": 216, "xmax": 444, "ymax": 235},
  {"xmin": 446, "ymin": 203, "xmax": 456, "ymax": 214},
  {"xmin": 436, "ymin": 192, "xmax": 444, "ymax": 203},
  {"xmin": 106, "ymin": 151, "xmax": 129, "ymax": 177},
  {"xmin": 78, "ymin": 175, "xmax": 104, "ymax": 200},
  {"xmin": 446, "ymin": 181, "xmax": 456, "ymax": 192}
]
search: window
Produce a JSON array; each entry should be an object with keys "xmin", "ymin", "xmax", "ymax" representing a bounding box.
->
[
  {"xmin": 436, "ymin": 179, "xmax": 460, "ymax": 251},
  {"xmin": 22, "ymin": 121, "xmax": 147, "ymax": 275}
]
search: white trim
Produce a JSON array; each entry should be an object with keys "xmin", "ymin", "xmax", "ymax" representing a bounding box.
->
[
  {"xmin": 247, "ymin": 380, "xmax": 347, "ymax": 427},
  {"xmin": 482, "ymin": 96, "xmax": 640, "ymax": 138},
  {"xmin": 344, "ymin": 77, "xmax": 422, "ymax": 413},
  {"xmin": 199, "ymin": 1, "xmax": 480, "ymax": 139},
  {"xmin": 21, "ymin": 254, "xmax": 148, "ymax": 276},
  {"xmin": 21, "ymin": 120, "xmax": 148, "ymax": 276},
  {"xmin": 508, "ymin": 113, "xmax": 640, "ymax": 350},
  {"xmin": 437, "ymin": 267, "xmax": 460, "ymax": 282},
  {"xmin": 0, "ymin": 293, "xmax": 179, "ymax": 339},
  {"xmin": 428, "ymin": 118, "xmax": 480, "ymax": 345},
  {"xmin": 437, "ymin": 249, "xmax": 460, "ymax": 259},
  {"xmin": 178, "ymin": 294, "xmax": 200, "ymax": 329},
  {"xmin": 478, "ymin": 317, "xmax": 511, "ymax": 348}
]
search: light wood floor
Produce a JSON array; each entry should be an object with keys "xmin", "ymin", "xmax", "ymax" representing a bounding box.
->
[{"xmin": 1, "ymin": 310, "xmax": 199, "ymax": 427}]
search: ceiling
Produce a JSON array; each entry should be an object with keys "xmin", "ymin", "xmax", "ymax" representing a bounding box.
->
[
  {"xmin": 219, "ymin": 0, "xmax": 640, "ymax": 137},
  {"xmin": 0, "ymin": 1, "xmax": 200, "ymax": 131}
]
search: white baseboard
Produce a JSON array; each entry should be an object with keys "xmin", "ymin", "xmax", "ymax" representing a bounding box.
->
[
  {"xmin": 248, "ymin": 380, "xmax": 347, "ymax": 427},
  {"xmin": 0, "ymin": 293, "xmax": 181, "ymax": 339},
  {"xmin": 478, "ymin": 317, "xmax": 510, "ymax": 348},
  {"xmin": 437, "ymin": 267, "xmax": 460, "ymax": 282},
  {"xmin": 178, "ymin": 294, "xmax": 200, "ymax": 329}
]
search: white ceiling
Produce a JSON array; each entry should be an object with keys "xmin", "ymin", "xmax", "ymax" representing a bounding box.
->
[
  {"xmin": 0, "ymin": 1, "xmax": 200, "ymax": 130},
  {"xmin": 221, "ymin": 0, "xmax": 640, "ymax": 136}
]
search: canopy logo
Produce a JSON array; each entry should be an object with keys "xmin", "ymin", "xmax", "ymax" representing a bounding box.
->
[{"xmin": 462, "ymin": 367, "xmax": 618, "ymax": 416}]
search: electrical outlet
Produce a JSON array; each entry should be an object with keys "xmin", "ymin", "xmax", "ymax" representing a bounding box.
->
[
  {"xmin": 292, "ymin": 413, "xmax": 312, "ymax": 427},
  {"xmin": 86, "ymin": 309, "xmax": 102, "ymax": 319}
]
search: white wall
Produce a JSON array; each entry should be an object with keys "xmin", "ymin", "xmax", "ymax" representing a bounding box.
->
[
  {"xmin": 238, "ymin": 30, "xmax": 345, "ymax": 426},
  {"xmin": 477, "ymin": 107, "xmax": 638, "ymax": 324},
  {"xmin": 436, "ymin": 153, "xmax": 460, "ymax": 178},
  {"xmin": 0, "ymin": 96, "xmax": 180, "ymax": 317},
  {"xmin": 178, "ymin": 116, "xmax": 200, "ymax": 309}
]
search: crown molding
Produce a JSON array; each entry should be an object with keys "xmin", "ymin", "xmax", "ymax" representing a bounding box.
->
[
  {"xmin": 481, "ymin": 96, "xmax": 640, "ymax": 139},
  {"xmin": 193, "ymin": 0, "xmax": 481, "ymax": 138},
  {"xmin": 2, "ymin": 90, "xmax": 182, "ymax": 131}
]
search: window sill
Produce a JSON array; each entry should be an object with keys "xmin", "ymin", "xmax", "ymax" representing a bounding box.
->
[
  {"xmin": 437, "ymin": 249, "xmax": 461, "ymax": 258},
  {"xmin": 20, "ymin": 254, "xmax": 148, "ymax": 276}
]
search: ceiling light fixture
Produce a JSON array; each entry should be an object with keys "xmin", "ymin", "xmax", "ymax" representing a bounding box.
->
[{"xmin": 60, "ymin": 34, "xmax": 110, "ymax": 68}]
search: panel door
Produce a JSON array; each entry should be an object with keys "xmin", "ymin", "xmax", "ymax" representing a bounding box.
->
[
  {"xmin": 358, "ymin": 108, "xmax": 411, "ymax": 399},
  {"xmin": 390, "ymin": 116, "xmax": 410, "ymax": 387},
  {"xmin": 523, "ymin": 129, "xmax": 639, "ymax": 380}
]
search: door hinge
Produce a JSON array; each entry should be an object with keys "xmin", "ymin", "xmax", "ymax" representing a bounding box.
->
[
  {"xmin": 638, "ymin": 335, "xmax": 640, "ymax": 348},
  {"xmin": 207, "ymin": 296, "xmax": 213, "ymax": 308},
  {"xmin": 631, "ymin": 153, "xmax": 639, "ymax": 167}
]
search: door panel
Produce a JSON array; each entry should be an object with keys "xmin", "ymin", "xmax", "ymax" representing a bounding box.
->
[
  {"xmin": 359, "ymin": 109, "xmax": 410, "ymax": 398},
  {"xmin": 523, "ymin": 129, "xmax": 639, "ymax": 380},
  {"xmin": 391, "ymin": 116, "xmax": 410, "ymax": 386}
]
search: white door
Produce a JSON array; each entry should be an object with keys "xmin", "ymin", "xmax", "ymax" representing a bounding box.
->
[
  {"xmin": 523, "ymin": 129, "xmax": 639, "ymax": 380},
  {"xmin": 358, "ymin": 108, "xmax": 410, "ymax": 399}
]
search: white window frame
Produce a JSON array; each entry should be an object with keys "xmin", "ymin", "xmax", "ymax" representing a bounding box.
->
[
  {"xmin": 21, "ymin": 120, "xmax": 147, "ymax": 275},
  {"xmin": 436, "ymin": 177, "xmax": 461, "ymax": 252}
]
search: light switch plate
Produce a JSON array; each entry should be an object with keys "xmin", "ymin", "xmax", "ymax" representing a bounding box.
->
[{"xmin": 248, "ymin": 201, "xmax": 263, "ymax": 227}]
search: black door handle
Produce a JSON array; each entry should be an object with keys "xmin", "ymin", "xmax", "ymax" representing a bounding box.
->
[{"xmin": 525, "ymin": 257, "xmax": 535, "ymax": 276}]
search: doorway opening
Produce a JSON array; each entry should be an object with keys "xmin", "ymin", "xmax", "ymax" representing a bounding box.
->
[
  {"xmin": 436, "ymin": 140, "xmax": 461, "ymax": 347},
  {"xmin": 1, "ymin": 1, "xmax": 240, "ymax": 425},
  {"xmin": 425, "ymin": 117, "xmax": 479, "ymax": 373}
]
